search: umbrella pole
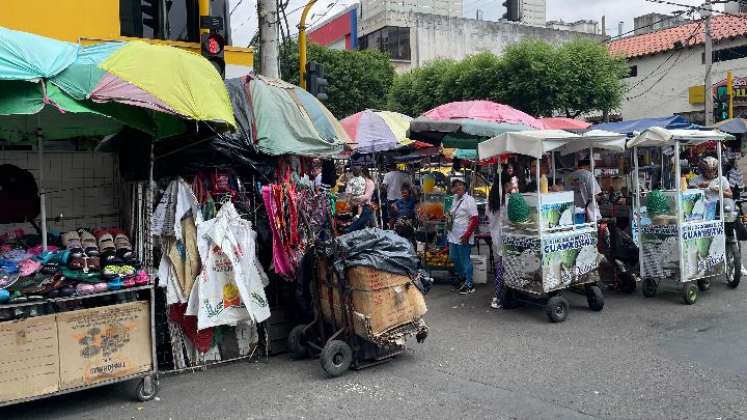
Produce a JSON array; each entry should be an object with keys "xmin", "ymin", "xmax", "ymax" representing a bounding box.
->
[
  {"xmin": 37, "ymin": 129, "xmax": 48, "ymax": 252},
  {"xmin": 375, "ymin": 153, "xmax": 384, "ymax": 227}
]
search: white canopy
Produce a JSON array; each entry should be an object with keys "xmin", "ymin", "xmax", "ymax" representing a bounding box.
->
[
  {"xmin": 627, "ymin": 127, "xmax": 734, "ymax": 148},
  {"xmin": 559, "ymin": 129, "xmax": 628, "ymax": 156},
  {"xmin": 478, "ymin": 130, "xmax": 580, "ymax": 160}
]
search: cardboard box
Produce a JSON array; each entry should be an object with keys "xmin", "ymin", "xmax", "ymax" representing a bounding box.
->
[
  {"xmin": 319, "ymin": 266, "xmax": 427, "ymax": 338},
  {"xmin": 57, "ymin": 301, "xmax": 152, "ymax": 390},
  {"xmin": 0, "ymin": 315, "xmax": 59, "ymax": 402}
]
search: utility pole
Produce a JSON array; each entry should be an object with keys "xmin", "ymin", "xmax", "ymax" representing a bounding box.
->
[
  {"xmin": 299, "ymin": 0, "xmax": 318, "ymax": 89},
  {"xmin": 258, "ymin": 0, "xmax": 280, "ymax": 78},
  {"xmin": 704, "ymin": 0, "xmax": 714, "ymax": 125}
]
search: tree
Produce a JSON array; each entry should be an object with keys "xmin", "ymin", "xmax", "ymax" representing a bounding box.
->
[
  {"xmin": 555, "ymin": 39, "xmax": 629, "ymax": 118},
  {"xmin": 279, "ymin": 41, "xmax": 395, "ymax": 119},
  {"xmin": 386, "ymin": 38, "xmax": 627, "ymax": 118}
]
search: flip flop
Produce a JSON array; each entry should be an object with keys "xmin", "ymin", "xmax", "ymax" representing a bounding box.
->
[
  {"xmin": 134, "ymin": 270, "xmax": 149, "ymax": 286},
  {"xmin": 114, "ymin": 234, "xmax": 134, "ymax": 260},
  {"xmin": 77, "ymin": 229, "xmax": 100, "ymax": 256},
  {"xmin": 0, "ymin": 288, "xmax": 9, "ymax": 304},
  {"xmin": 107, "ymin": 276, "xmax": 123, "ymax": 290},
  {"xmin": 18, "ymin": 259, "xmax": 42, "ymax": 277},
  {"xmin": 61, "ymin": 231, "xmax": 84, "ymax": 257},
  {"xmin": 76, "ymin": 283, "xmax": 95, "ymax": 295},
  {"xmin": 93, "ymin": 282, "xmax": 108, "ymax": 293}
]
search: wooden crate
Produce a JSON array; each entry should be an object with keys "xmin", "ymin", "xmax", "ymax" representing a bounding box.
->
[{"xmin": 0, "ymin": 315, "xmax": 60, "ymax": 403}]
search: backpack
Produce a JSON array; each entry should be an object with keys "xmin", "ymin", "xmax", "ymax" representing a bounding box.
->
[{"xmin": 0, "ymin": 164, "xmax": 40, "ymax": 224}]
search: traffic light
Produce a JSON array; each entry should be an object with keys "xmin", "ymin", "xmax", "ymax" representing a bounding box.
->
[
  {"xmin": 502, "ymin": 0, "xmax": 520, "ymax": 21},
  {"xmin": 201, "ymin": 30, "xmax": 225, "ymax": 79},
  {"xmin": 305, "ymin": 61, "xmax": 329, "ymax": 101},
  {"xmin": 715, "ymin": 85, "xmax": 729, "ymax": 122}
]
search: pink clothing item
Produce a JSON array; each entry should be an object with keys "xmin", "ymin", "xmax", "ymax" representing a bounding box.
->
[
  {"xmin": 28, "ymin": 245, "xmax": 59, "ymax": 255},
  {"xmin": 422, "ymin": 100, "xmax": 543, "ymax": 129},
  {"xmin": 18, "ymin": 259, "xmax": 41, "ymax": 277},
  {"xmin": 262, "ymin": 185, "xmax": 293, "ymax": 277}
]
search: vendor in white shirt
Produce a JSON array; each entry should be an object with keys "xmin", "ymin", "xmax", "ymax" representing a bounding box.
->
[
  {"xmin": 447, "ymin": 177, "xmax": 479, "ymax": 295},
  {"xmin": 690, "ymin": 156, "xmax": 732, "ymax": 201}
]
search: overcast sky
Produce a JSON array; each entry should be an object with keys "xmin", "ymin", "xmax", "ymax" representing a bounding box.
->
[{"xmin": 228, "ymin": 0, "xmax": 720, "ymax": 47}]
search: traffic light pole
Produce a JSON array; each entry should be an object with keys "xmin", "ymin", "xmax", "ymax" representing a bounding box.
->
[
  {"xmin": 199, "ymin": 0, "xmax": 210, "ymax": 34},
  {"xmin": 299, "ymin": 0, "xmax": 318, "ymax": 89},
  {"xmin": 704, "ymin": 0, "xmax": 714, "ymax": 125}
]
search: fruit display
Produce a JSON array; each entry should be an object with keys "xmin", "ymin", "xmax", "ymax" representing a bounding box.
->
[
  {"xmin": 508, "ymin": 193, "xmax": 531, "ymax": 224},
  {"xmin": 422, "ymin": 248, "xmax": 452, "ymax": 269},
  {"xmin": 418, "ymin": 201, "xmax": 445, "ymax": 221}
]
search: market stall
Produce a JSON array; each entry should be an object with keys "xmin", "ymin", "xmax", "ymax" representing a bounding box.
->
[
  {"xmin": 478, "ymin": 130, "xmax": 626, "ymax": 322},
  {"xmin": 0, "ymin": 28, "xmax": 235, "ymax": 405},
  {"xmin": 628, "ymin": 128, "xmax": 738, "ymax": 304}
]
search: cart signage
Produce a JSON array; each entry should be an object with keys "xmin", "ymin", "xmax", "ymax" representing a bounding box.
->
[
  {"xmin": 503, "ymin": 233, "xmax": 542, "ymax": 294},
  {"xmin": 541, "ymin": 231, "xmax": 598, "ymax": 292},
  {"xmin": 681, "ymin": 221, "xmax": 725, "ymax": 280},
  {"xmin": 640, "ymin": 223, "xmax": 679, "ymax": 279}
]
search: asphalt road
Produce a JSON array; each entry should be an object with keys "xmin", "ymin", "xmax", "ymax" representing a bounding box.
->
[{"xmin": 6, "ymin": 268, "xmax": 747, "ymax": 419}]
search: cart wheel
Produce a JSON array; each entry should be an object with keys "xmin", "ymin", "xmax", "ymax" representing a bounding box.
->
[
  {"xmin": 697, "ymin": 278, "xmax": 711, "ymax": 292},
  {"xmin": 544, "ymin": 295, "xmax": 569, "ymax": 323},
  {"xmin": 502, "ymin": 288, "xmax": 521, "ymax": 309},
  {"xmin": 642, "ymin": 278, "xmax": 658, "ymax": 298},
  {"xmin": 620, "ymin": 272, "xmax": 637, "ymax": 294},
  {"xmin": 682, "ymin": 283, "xmax": 698, "ymax": 305},
  {"xmin": 726, "ymin": 242, "xmax": 741, "ymax": 289},
  {"xmin": 135, "ymin": 375, "xmax": 159, "ymax": 402},
  {"xmin": 288, "ymin": 325, "xmax": 308, "ymax": 360},
  {"xmin": 320, "ymin": 340, "xmax": 353, "ymax": 378},
  {"xmin": 585, "ymin": 285, "xmax": 605, "ymax": 312}
]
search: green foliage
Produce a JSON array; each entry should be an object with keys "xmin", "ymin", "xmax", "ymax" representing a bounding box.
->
[
  {"xmin": 508, "ymin": 193, "xmax": 531, "ymax": 223},
  {"xmin": 387, "ymin": 38, "xmax": 627, "ymax": 118},
  {"xmin": 646, "ymin": 190, "xmax": 671, "ymax": 217},
  {"xmin": 279, "ymin": 41, "xmax": 395, "ymax": 119}
]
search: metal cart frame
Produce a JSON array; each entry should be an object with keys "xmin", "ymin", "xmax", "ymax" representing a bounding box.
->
[{"xmin": 630, "ymin": 128, "xmax": 734, "ymax": 304}]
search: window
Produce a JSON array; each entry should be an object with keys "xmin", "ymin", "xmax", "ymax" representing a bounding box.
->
[
  {"xmin": 359, "ymin": 27, "xmax": 411, "ymax": 60},
  {"xmin": 120, "ymin": 0, "xmax": 162, "ymax": 39},
  {"xmin": 626, "ymin": 65, "xmax": 638, "ymax": 78},
  {"xmin": 702, "ymin": 44, "xmax": 747, "ymax": 64},
  {"xmin": 165, "ymin": 0, "xmax": 199, "ymax": 42}
]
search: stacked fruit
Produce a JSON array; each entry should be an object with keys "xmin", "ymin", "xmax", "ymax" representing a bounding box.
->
[{"xmin": 423, "ymin": 248, "xmax": 452, "ymax": 268}]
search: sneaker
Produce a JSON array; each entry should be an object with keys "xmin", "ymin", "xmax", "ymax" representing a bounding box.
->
[
  {"xmin": 459, "ymin": 287, "xmax": 475, "ymax": 295},
  {"xmin": 490, "ymin": 297, "xmax": 502, "ymax": 309},
  {"xmin": 452, "ymin": 280, "xmax": 466, "ymax": 292}
]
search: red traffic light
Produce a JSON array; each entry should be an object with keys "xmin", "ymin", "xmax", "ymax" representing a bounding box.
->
[{"xmin": 206, "ymin": 34, "xmax": 224, "ymax": 55}]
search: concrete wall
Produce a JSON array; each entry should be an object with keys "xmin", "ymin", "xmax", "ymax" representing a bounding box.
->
[
  {"xmin": 359, "ymin": 0, "xmax": 463, "ymax": 35},
  {"xmin": 622, "ymin": 37, "xmax": 747, "ymax": 121},
  {"xmin": 0, "ymin": 149, "xmax": 121, "ymax": 235},
  {"xmin": 411, "ymin": 13, "xmax": 603, "ymax": 69}
]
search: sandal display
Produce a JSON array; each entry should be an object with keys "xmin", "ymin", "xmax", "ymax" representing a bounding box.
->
[
  {"xmin": 61, "ymin": 231, "xmax": 84, "ymax": 257},
  {"xmin": 77, "ymin": 229, "xmax": 100, "ymax": 257}
]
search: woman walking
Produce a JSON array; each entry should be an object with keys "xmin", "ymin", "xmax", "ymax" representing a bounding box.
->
[
  {"xmin": 487, "ymin": 183, "xmax": 504, "ymax": 309},
  {"xmin": 447, "ymin": 177, "xmax": 479, "ymax": 295}
]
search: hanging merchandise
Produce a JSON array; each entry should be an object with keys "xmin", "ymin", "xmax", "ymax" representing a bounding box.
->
[{"xmin": 186, "ymin": 202, "xmax": 270, "ymax": 329}]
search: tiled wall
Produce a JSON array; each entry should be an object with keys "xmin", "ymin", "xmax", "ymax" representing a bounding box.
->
[{"xmin": 0, "ymin": 149, "xmax": 121, "ymax": 235}]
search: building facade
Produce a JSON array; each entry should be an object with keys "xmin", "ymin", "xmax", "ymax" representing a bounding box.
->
[
  {"xmin": 307, "ymin": 4, "xmax": 359, "ymax": 50},
  {"xmin": 609, "ymin": 15, "xmax": 747, "ymax": 122},
  {"xmin": 519, "ymin": 0, "xmax": 547, "ymax": 27},
  {"xmin": 1, "ymin": 0, "xmax": 253, "ymax": 77},
  {"xmin": 546, "ymin": 19, "xmax": 599, "ymax": 35},
  {"xmin": 633, "ymin": 12, "xmax": 688, "ymax": 36}
]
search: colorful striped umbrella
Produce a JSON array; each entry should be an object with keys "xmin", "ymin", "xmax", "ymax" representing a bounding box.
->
[
  {"xmin": 341, "ymin": 109, "xmax": 414, "ymax": 154},
  {"xmin": 0, "ymin": 26, "xmax": 235, "ymax": 141}
]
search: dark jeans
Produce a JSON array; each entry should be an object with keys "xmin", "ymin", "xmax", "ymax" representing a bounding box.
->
[{"xmin": 346, "ymin": 205, "xmax": 373, "ymax": 234}]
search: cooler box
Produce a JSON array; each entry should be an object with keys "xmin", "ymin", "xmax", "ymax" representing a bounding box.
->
[{"xmin": 470, "ymin": 255, "xmax": 488, "ymax": 284}]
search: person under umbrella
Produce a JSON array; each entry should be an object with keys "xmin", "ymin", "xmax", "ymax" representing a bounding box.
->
[{"xmin": 447, "ymin": 177, "xmax": 479, "ymax": 295}]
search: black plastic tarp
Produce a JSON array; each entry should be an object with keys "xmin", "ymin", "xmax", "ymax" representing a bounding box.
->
[{"xmin": 330, "ymin": 228, "xmax": 419, "ymax": 278}]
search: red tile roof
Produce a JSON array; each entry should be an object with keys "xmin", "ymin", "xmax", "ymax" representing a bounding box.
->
[{"xmin": 608, "ymin": 15, "xmax": 747, "ymax": 59}]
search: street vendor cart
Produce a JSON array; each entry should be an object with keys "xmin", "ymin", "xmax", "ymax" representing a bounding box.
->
[
  {"xmin": 629, "ymin": 128, "xmax": 737, "ymax": 304},
  {"xmin": 478, "ymin": 130, "xmax": 626, "ymax": 322},
  {"xmin": 287, "ymin": 229, "xmax": 428, "ymax": 377}
]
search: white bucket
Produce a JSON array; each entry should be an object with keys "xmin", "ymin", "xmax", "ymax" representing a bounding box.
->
[{"xmin": 471, "ymin": 255, "xmax": 488, "ymax": 284}]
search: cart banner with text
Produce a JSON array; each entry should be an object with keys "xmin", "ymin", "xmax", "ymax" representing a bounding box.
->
[
  {"xmin": 640, "ymin": 222, "xmax": 679, "ymax": 280},
  {"xmin": 680, "ymin": 221, "xmax": 725, "ymax": 281},
  {"xmin": 540, "ymin": 229, "xmax": 598, "ymax": 292}
]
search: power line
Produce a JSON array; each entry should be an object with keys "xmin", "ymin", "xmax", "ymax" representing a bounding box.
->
[{"xmin": 643, "ymin": 0, "xmax": 747, "ymax": 19}]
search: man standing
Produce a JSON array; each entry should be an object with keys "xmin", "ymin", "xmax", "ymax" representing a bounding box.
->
[
  {"xmin": 382, "ymin": 165, "xmax": 411, "ymax": 224},
  {"xmin": 566, "ymin": 159, "xmax": 602, "ymax": 222}
]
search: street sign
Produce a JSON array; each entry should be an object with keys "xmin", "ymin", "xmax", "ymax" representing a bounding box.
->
[{"xmin": 200, "ymin": 16, "xmax": 224, "ymax": 31}]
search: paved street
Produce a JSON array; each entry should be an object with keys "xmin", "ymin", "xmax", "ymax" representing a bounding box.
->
[{"xmin": 6, "ymin": 270, "xmax": 747, "ymax": 420}]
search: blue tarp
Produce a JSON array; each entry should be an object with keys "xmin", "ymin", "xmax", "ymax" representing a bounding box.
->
[
  {"xmin": 592, "ymin": 115, "xmax": 693, "ymax": 136},
  {"xmin": 0, "ymin": 26, "xmax": 79, "ymax": 80}
]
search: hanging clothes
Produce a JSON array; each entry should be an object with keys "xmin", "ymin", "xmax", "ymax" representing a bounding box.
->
[{"xmin": 186, "ymin": 202, "xmax": 270, "ymax": 330}]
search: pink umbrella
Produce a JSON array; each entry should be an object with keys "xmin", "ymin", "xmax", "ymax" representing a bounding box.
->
[
  {"xmin": 422, "ymin": 100, "xmax": 543, "ymax": 129},
  {"xmin": 539, "ymin": 117, "xmax": 591, "ymax": 130}
]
